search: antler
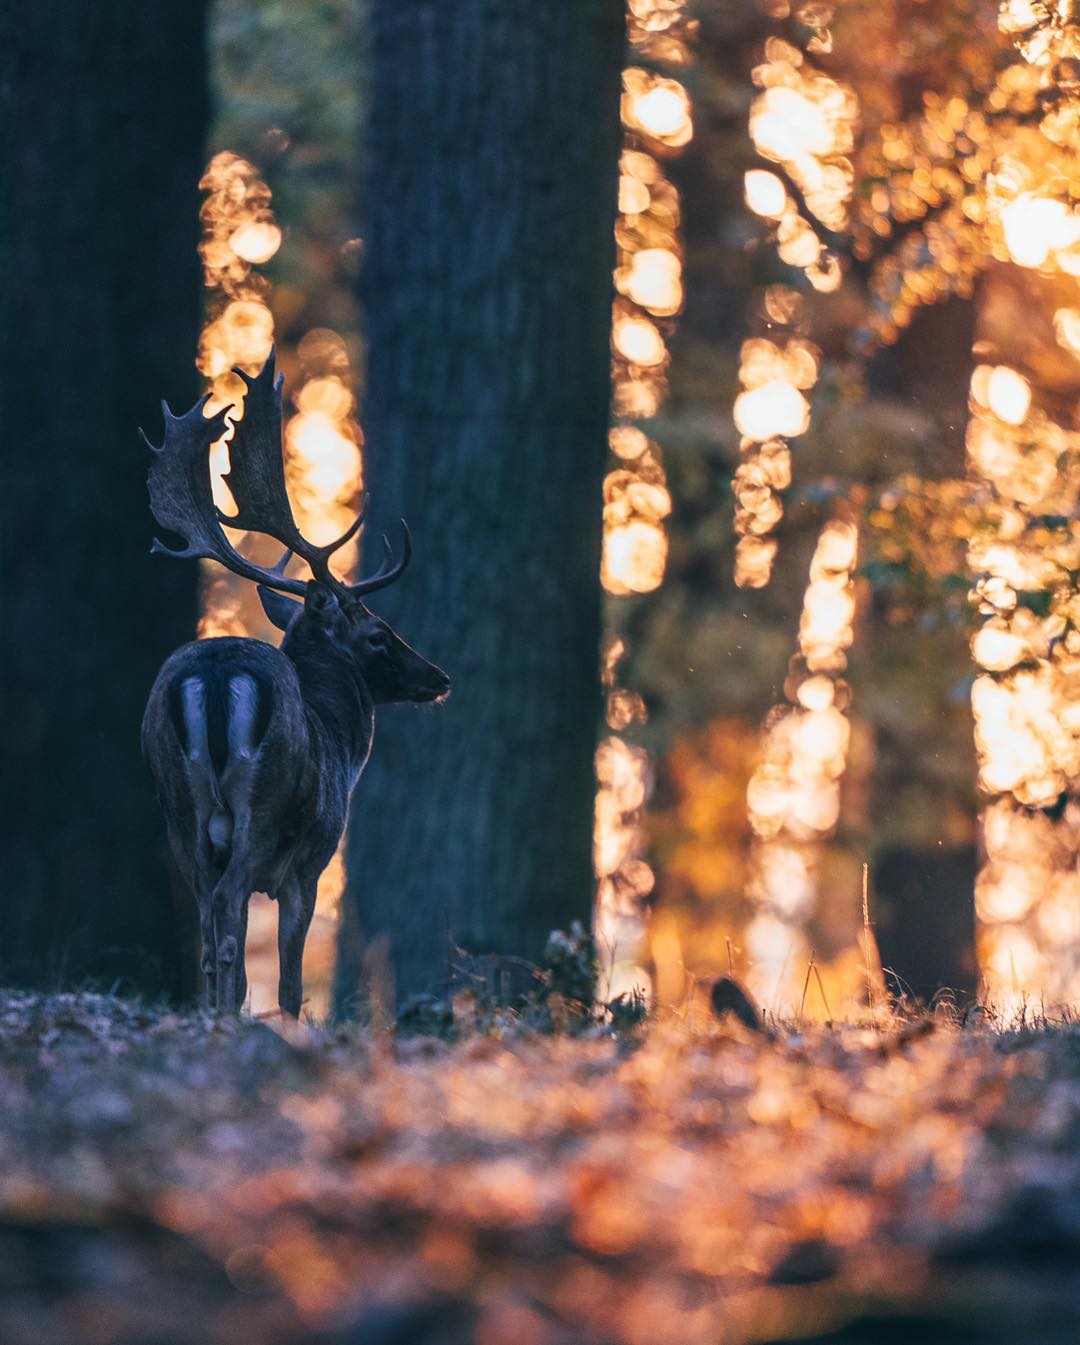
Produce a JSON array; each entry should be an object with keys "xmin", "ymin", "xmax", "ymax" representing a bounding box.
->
[
  {"xmin": 144, "ymin": 394, "xmax": 308, "ymax": 597},
  {"xmin": 349, "ymin": 520, "xmax": 413, "ymax": 596},
  {"xmin": 217, "ymin": 349, "xmax": 366, "ymax": 591},
  {"xmin": 145, "ymin": 348, "xmax": 412, "ymax": 599}
]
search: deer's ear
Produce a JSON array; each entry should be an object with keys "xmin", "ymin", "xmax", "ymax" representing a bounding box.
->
[{"xmin": 258, "ymin": 586, "xmax": 303, "ymax": 632}]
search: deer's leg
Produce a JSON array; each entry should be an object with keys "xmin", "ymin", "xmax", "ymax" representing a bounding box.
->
[
  {"xmin": 212, "ymin": 885, "xmax": 252, "ymax": 1014},
  {"xmin": 211, "ymin": 848, "xmax": 255, "ymax": 1013},
  {"xmin": 179, "ymin": 678, "xmax": 224, "ymax": 1009},
  {"xmin": 235, "ymin": 897, "xmax": 250, "ymax": 1010},
  {"xmin": 166, "ymin": 817, "xmax": 217, "ymax": 1011},
  {"xmin": 213, "ymin": 902, "xmax": 250, "ymax": 1011},
  {"xmin": 277, "ymin": 876, "xmax": 317, "ymax": 1019},
  {"xmin": 212, "ymin": 674, "xmax": 261, "ymax": 1013}
]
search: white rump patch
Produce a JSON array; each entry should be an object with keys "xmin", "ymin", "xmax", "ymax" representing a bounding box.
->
[{"xmin": 227, "ymin": 674, "xmax": 260, "ymax": 760}]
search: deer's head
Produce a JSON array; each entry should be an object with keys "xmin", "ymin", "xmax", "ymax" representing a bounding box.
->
[
  {"xmin": 143, "ymin": 349, "xmax": 449, "ymax": 704},
  {"xmin": 258, "ymin": 582, "xmax": 449, "ymax": 705}
]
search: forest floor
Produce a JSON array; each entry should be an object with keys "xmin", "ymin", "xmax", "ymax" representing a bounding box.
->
[{"xmin": 1, "ymin": 992, "xmax": 1079, "ymax": 1345}]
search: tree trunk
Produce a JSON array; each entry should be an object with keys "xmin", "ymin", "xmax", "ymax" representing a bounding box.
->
[
  {"xmin": 340, "ymin": 0, "xmax": 625, "ymax": 1008},
  {"xmin": 0, "ymin": 2, "xmax": 208, "ymax": 995},
  {"xmin": 873, "ymin": 846, "xmax": 978, "ymax": 1003}
]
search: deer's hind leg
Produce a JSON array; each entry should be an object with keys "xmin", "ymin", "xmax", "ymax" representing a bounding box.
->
[
  {"xmin": 179, "ymin": 678, "xmax": 224, "ymax": 1009},
  {"xmin": 212, "ymin": 867, "xmax": 255, "ymax": 1013},
  {"xmin": 198, "ymin": 900, "xmax": 217, "ymax": 1011},
  {"xmin": 212, "ymin": 673, "xmax": 262, "ymax": 1012},
  {"xmin": 277, "ymin": 874, "xmax": 318, "ymax": 1019},
  {"xmin": 168, "ymin": 819, "xmax": 218, "ymax": 1011}
]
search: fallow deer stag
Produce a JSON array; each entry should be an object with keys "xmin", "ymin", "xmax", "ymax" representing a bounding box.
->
[{"xmin": 141, "ymin": 350, "xmax": 449, "ymax": 1016}]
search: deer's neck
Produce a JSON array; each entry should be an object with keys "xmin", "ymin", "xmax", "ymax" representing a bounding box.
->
[{"xmin": 281, "ymin": 628, "xmax": 374, "ymax": 772}]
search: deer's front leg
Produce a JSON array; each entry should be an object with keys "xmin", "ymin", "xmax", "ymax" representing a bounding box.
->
[
  {"xmin": 234, "ymin": 898, "xmax": 250, "ymax": 1009},
  {"xmin": 277, "ymin": 876, "xmax": 317, "ymax": 1018}
]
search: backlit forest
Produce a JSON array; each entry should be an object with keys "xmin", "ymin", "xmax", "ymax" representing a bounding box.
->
[{"xmin": 2, "ymin": 2, "xmax": 1079, "ymax": 1342}]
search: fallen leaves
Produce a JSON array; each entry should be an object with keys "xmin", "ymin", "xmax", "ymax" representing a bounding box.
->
[{"xmin": 1, "ymin": 992, "xmax": 1079, "ymax": 1344}]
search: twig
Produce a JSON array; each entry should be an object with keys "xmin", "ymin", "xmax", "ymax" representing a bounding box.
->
[
  {"xmin": 799, "ymin": 950, "xmax": 816, "ymax": 1022},
  {"xmin": 726, "ymin": 937, "xmax": 734, "ymax": 976},
  {"xmin": 862, "ymin": 862, "xmax": 875, "ymax": 1022},
  {"xmin": 685, "ymin": 972, "xmax": 698, "ymax": 1032}
]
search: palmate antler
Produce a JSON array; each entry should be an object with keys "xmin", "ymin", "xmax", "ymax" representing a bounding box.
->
[{"xmin": 144, "ymin": 348, "xmax": 411, "ymax": 598}]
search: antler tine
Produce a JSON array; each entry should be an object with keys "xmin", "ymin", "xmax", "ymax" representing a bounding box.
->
[
  {"xmin": 144, "ymin": 392, "xmax": 308, "ymax": 597},
  {"xmin": 219, "ymin": 350, "xmax": 373, "ymax": 597},
  {"xmin": 347, "ymin": 519, "xmax": 413, "ymax": 596}
]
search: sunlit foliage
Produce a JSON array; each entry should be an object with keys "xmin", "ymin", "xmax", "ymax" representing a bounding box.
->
[
  {"xmin": 595, "ymin": 1, "xmax": 697, "ymax": 998},
  {"xmin": 737, "ymin": 0, "xmax": 1080, "ymax": 579},
  {"xmin": 605, "ymin": 1, "xmax": 694, "ymax": 597},
  {"xmin": 736, "ymin": 0, "xmax": 1080, "ymax": 1009},
  {"xmin": 745, "ymin": 522, "xmax": 863, "ymax": 1007}
]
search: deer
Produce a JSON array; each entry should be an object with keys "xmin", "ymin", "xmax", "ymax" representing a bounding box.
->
[{"xmin": 140, "ymin": 349, "xmax": 449, "ymax": 1016}]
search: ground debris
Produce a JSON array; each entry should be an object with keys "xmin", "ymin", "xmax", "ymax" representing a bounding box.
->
[{"xmin": 1, "ymin": 991, "xmax": 1078, "ymax": 1344}]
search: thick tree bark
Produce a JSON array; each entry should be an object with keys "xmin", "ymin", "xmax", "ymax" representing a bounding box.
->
[
  {"xmin": 0, "ymin": 3, "xmax": 208, "ymax": 994},
  {"xmin": 340, "ymin": 0, "xmax": 625, "ymax": 1007}
]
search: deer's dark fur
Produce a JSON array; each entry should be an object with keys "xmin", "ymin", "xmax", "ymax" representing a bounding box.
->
[{"xmin": 140, "ymin": 351, "xmax": 448, "ymax": 1015}]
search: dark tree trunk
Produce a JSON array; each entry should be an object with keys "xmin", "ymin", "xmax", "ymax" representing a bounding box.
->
[
  {"xmin": 873, "ymin": 846, "xmax": 978, "ymax": 1004},
  {"xmin": 0, "ymin": 3, "xmax": 208, "ymax": 995},
  {"xmin": 340, "ymin": 0, "xmax": 625, "ymax": 1008}
]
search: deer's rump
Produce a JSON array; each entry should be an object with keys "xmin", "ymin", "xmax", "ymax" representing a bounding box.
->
[
  {"xmin": 165, "ymin": 654, "xmax": 273, "ymax": 789},
  {"xmin": 142, "ymin": 638, "xmax": 324, "ymax": 892}
]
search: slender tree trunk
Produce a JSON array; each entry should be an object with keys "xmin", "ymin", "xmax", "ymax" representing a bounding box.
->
[
  {"xmin": 340, "ymin": 0, "xmax": 625, "ymax": 1008},
  {"xmin": 0, "ymin": 3, "xmax": 208, "ymax": 995}
]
